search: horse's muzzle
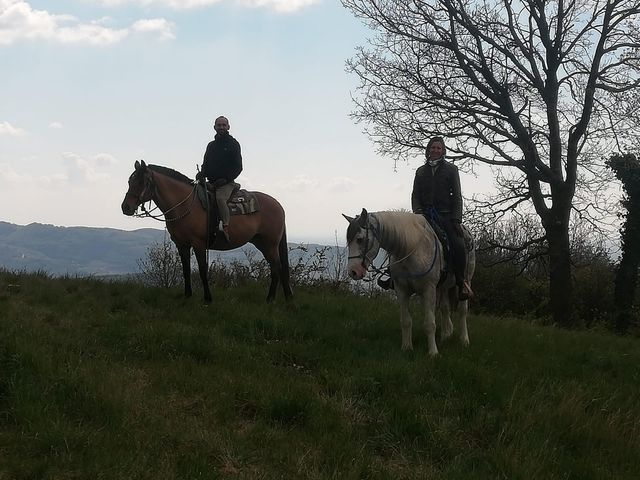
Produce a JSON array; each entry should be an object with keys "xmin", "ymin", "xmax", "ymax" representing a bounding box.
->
[
  {"xmin": 348, "ymin": 264, "xmax": 366, "ymax": 280},
  {"xmin": 121, "ymin": 199, "xmax": 136, "ymax": 216}
]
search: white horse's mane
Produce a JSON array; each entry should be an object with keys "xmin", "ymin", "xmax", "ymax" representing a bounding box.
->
[{"xmin": 374, "ymin": 211, "xmax": 431, "ymax": 255}]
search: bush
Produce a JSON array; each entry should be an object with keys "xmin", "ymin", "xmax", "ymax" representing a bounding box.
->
[{"xmin": 136, "ymin": 236, "xmax": 183, "ymax": 288}]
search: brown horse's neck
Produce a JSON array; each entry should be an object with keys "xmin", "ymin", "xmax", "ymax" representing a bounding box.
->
[{"xmin": 151, "ymin": 171, "xmax": 194, "ymax": 216}]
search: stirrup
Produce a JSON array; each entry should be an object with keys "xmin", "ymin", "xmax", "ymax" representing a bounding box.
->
[{"xmin": 216, "ymin": 220, "xmax": 230, "ymax": 241}]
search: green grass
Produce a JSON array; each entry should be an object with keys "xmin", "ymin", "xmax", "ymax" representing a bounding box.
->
[{"xmin": 1, "ymin": 270, "xmax": 639, "ymax": 479}]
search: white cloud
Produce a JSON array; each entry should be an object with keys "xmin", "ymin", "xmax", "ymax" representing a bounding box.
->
[
  {"xmin": 55, "ymin": 23, "xmax": 129, "ymax": 46},
  {"xmin": 132, "ymin": 18, "xmax": 175, "ymax": 40},
  {"xmin": 49, "ymin": 121, "xmax": 63, "ymax": 129},
  {"xmin": 278, "ymin": 174, "xmax": 318, "ymax": 191},
  {"xmin": 97, "ymin": 0, "xmax": 222, "ymax": 7},
  {"xmin": 62, "ymin": 151, "xmax": 117, "ymax": 183},
  {"xmin": 0, "ymin": 162, "xmax": 24, "ymax": 183},
  {"xmin": 0, "ymin": 161, "xmax": 67, "ymax": 187},
  {"xmin": 93, "ymin": 0, "xmax": 317, "ymax": 12},
  {"xmin": 0, "ymin": 1, "xmax": 173, "ymax": 45},
  {"xmin": 0, "ymin": 120, "xmax": 26, "ymax": 136},
  {"xmin": 239, "ymin": 0, "xmax": 319, "ymax": 13},
  {"xmin": 326, "ymin": 176, "xmax": 356, "ymax": 192}
]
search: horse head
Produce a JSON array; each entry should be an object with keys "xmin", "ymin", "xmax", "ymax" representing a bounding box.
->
[
  {"xmin": 343, "ymin": 208, "xmax": 381, "ymax": 280},
  {"xmin": 121, "ymin": 160, "xmax": 154, "ymax": 216}
]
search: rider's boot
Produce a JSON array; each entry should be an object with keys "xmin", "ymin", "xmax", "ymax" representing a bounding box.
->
[
  {"xmin": 457, "ymin": 279, "xmax": 474, "ymax": 301},
  {"xmin": 378, "ymin": 276, "xmax": 394, "ymax": 290}
]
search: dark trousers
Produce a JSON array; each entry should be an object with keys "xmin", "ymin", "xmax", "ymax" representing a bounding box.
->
[{"xmin": 436, "ymin": 215, "xmax": 467, "ymax": 286}]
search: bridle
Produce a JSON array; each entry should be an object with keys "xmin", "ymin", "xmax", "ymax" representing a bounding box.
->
[
  {"xmin": 126, "ymin": 170, "xmax": 154, "ymax": 206},
  {"xmin": 347, "ymin": 214, "xmax": 381, "ymax": 271},
  {"xmin": 128, "ymin": 169, "xmax": 198, "ymax": 222}
]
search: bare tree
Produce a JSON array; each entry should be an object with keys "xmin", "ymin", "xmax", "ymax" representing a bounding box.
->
[{"xmin": 343, "ymin": 0, "xmax": 640, "ymax": 326}]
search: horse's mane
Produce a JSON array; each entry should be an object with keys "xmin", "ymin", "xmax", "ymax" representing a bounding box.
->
[
  {"xmin": 375, "ymin": 211, "xmax": 431, "ymax": 252},
  {"xmin": 148, "ymin": 164, "xmax": 193, "ymax": 185}
]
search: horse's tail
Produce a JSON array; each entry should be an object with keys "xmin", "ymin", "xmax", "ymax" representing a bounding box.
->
[{"xmin": 279, "ymin": 225, "xmax": 293, "ymax": 299}]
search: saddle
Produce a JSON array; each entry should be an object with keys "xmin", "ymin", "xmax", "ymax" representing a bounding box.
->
[
  {"xmin": 197, "ymin": 183, "xmax": 260, "ymax": 215},
  {"xmin": 196, "ymin": 183, "xmax": 261, "ymax": 240}
]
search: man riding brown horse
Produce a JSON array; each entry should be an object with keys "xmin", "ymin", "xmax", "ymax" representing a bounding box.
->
[{"xmin": 196, "ymin": 115, "xmax": 242, "ymax": 242}]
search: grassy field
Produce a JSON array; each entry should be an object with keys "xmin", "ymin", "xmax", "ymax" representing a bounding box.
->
[{"xmin": 1, "ymin": 269, "xmax": 639, "ymax": 479}]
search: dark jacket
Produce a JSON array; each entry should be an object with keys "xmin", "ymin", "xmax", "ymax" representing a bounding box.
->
[
  {"xmin": 201, "ymin": 133, "xmax": 242, "ymax": 182},
  {"xmin": 411, "ymin": 159, "xmax": 463, "ymax": 222}
]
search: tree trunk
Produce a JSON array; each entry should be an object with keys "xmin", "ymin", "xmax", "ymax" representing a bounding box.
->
[{"xmin": 545, "ymin": 221, "xmax": 576, "ymax": 328}]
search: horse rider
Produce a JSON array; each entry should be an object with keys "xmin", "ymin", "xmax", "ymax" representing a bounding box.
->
[
  {"xmin": 196, "ymin": 115, "xmax": 243, "ymax": 242},
  {"xmin": 411, "ymin": 136, "xmax": 473, "ymax": 300}
]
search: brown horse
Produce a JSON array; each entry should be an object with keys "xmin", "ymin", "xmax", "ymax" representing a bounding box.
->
[{"xmin": 121, "ymin": 160, "xmax": 293, "ymax": 304}]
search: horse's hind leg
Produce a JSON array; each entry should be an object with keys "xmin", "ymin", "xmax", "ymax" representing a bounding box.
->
[
  {"xmin": 455, "ymin": 299, "xmax": 470, "ymax": 346},
  {"xmin": 193, "ymin": 247, "xmax": 212, "ymax": 303},
  {"xmin": 439, "ymin": 288, "xmax": 454, "ymax": 340},
  {"xmin": 254, "ymin": 238, "xmax": 282, "ymax": 303},
  {"xmin": 278, "ymin": 230, "xmax": 293, "ymax": 302},
  {"xmin": 396, "ymin": 288, "xmax": 413, "ymax": 351},
  {"xmin": 177, "ymin": 245, "xmax": 193, "ymax": 298},
  {"xmin": 266, "ymin": 258, "xmax": 281, "ymax": 303},
  {"xmin": 421, "ymin": 286, "xmax": 439, "ymax": 357}
]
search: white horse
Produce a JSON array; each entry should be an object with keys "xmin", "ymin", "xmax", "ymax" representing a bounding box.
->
[{"xmin": 343, "ymin": 208, "xmax": 475, "ymax": 356}]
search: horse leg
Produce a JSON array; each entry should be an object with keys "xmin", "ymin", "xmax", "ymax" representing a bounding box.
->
[
  {"xmin": 278, "ymin": 228, "xmax": 293, "ymax": 302},
  {"xmin": 421, "ymin": 286, "xmax": 439, "ymax": 357},
  {"xmin": 455, "ymin": 298, "xmax": 470, "ymax": 346},
  {"xmin": 255, "ymin": 239, "xmax": 282, "ymax": 303},
  {"xmin": 396, "ymin": 288, "xmax": 413, "ymax": 351},
  {"xmin": 177, "ymin": 245, "xmax": 192, "ymax": 298},
  {"xmin": 266, "ymin": 258, "xmax": 281, "ymax": 303},
  {"xmin": 193, "ymin": 247, "xmax": 212, "ymax": 303},
  {"xmin": 439, "ymin": 288, "xmax": 454, "ymax": 340}
]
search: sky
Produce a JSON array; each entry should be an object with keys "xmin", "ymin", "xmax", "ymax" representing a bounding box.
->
[{"xmin": 0, "ymin": 0, "xmax": 490, "ymax": 245}]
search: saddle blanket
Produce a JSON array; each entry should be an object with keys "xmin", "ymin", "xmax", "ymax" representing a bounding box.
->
[{"xmin": 196, "ymin": 183, "xmax": 260, "ymax": 215}]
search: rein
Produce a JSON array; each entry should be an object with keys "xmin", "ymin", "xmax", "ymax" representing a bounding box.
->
[
  {"xmin": 132, "ymin": 172, "xmax": 199, "ymax": 222},
  {"xmin": 388, "ymin": 238, "xmax": 440, "ymax": 280}
]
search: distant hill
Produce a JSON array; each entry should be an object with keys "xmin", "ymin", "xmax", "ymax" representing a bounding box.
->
[
  {"xmin": 0, "ymin": 222, "xmax": 346, "ymax": 277},
  {"xmin": 0, "ymin": 222, "xmax": 168, "ymax": 276}
]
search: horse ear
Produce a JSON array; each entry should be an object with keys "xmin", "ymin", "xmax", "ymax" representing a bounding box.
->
[
  {"xmin": 141, "ymin": 159, "xmax": 147, "ymax": 168},
  {"xmin": 342, "ymin": 213, "xmax": 355, "ymax": 223},
  {"xmin": 135, "ymin": 160, "xmax": 140, "ymax": 169},
  {"xmin": 358, "ymin": 208, "xmax": 368, "ymax": 225}
]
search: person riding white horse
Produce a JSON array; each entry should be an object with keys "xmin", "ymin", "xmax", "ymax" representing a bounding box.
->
[
  {"xmin": 344, "ymin": 208, "xmax": 475, "ymax": 356},
  {"xmin": 411, "ymin": 136, "xmax": 474, "ymax": 301}
]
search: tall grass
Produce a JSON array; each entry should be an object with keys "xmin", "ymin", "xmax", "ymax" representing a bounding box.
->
[{"xmin": 1, "ymin": 269, "xmax": 639, "ymax": 479}]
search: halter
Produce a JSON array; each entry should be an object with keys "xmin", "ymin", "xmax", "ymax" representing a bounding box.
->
[{"xmin": 347, "ymin": 214, "xmax": 381, "ymax": 270}]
